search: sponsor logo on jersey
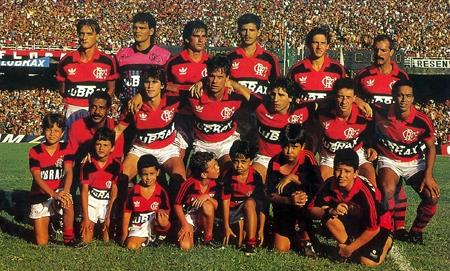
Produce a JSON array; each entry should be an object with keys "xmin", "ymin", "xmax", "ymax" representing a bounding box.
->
[
  {"xmin": 137, "ymin": 123, "xmax": 175, "ymax": 144},
  {"xmin": 67, "ymin": 85, "xmax": 106, "ymax": 98},
  {"xmin": 254, "ymin": 63, "xmax": 268, "ymax": 77},
  {"xmin": 196, "ymin": 120, "xmax": 233, "ymax": 134},
  {"xmin": 93, "ymin": 67, "xmax": 108, "ymax": 80},
  {"xmin": 298, "ymin": 76, "xmax": 307, "ymax": 84},
  {"xmin": 220, "ymin": 107, "xmax": 235, "ymax": 119},
  {"xmin": 377, "ymin": 134, "xmax": 422, "ymax": 157},
  {"xmin": 238, "ymin": 80, "xmax": 267, "ymax": 95},
  {"xmin": 402, "ymin": 129, "xmax": 420, "ymax": 142},
  {"xmin": 90, "ymin": 187, "xmax": 110, "ymax": 200},
  {"xmin": 301, "ymin": 92, "xmax": 326, "ymax": 101},
  {"xmin": 366, "ymin": 95, "xmax": 393, "ymax": 104},
  {"xmin": 195, "ymin": 105, "xmax": 204, "ymax": 113},
  {"xmin": 179, "ymin": 67, "xmax": 187, "ymax": 75},
  {"xmin": 322, "ymin": 76, "xmax": 337, "ymax": 89},
  {"xmin": 68, "ymin": 68, "xmax": 76, "ymax": 75},
  {"xmin": 139, "ymin": 113, "xmax": 148, "ymax": 121},
  {"xmin": 366, "ymin": 79, "xmax": 375, "ymax": 87},
  {"xmin": 131, "ymin": 212, "xmax": 153, "ymax": 224},
  {"xmin": 344, "ymin": 127, "xmax": 360, "ymax": 139},
  {"xmin": 258, "ymin": 126, "xmax": 281, "ymax": 142},
  {"xmin": 232, "ymin": 62, "xmax": 240, "ymax": 70},
  {"xmin": 322, "ymin": 137, "xmax": 359, "ymax": 153},
  {"xmin": 40, "ymin": 168, "xmax": 64, "ymax": 180},
  {"xmin": 124, "ymin": 75, "xmax": 140, "ymax": 87},
  {"xmin": 161, "ymin": 108, "xmax": 175, "ymax": 122}
]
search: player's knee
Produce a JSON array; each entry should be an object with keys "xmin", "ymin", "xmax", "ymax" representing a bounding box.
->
[
  {"xmin": 360, "ymin": 257, "xmax": 382, "ymax": 266},
  {"xmin": 201, "ymin": 200, "xmax": 215, "ymax": 216},
  {"xmin": 179, "ymin": 240, "xmax": 193, "ymax": 250},
  {"xmin": 244, "ymin": 198, "xmax": 256, "ymax": 210}
]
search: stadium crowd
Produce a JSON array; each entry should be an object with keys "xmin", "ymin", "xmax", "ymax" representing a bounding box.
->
[{"xmin": 1, "ymin": 0, "xmax": 450, "ymax": 57}]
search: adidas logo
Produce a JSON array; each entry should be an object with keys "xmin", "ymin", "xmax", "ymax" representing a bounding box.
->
[
  {"xmin": 139, "ymin": 113, "xmax": 147, "ymax": 121},
  {"xmin": 298, "ymin": 76, "xmax": 307, "ymax": 84},
  {"xmin": 232, "ymin": 62, "xmax": 240, "ymax": 69},
  {"xmin": 323, "ymin": 121, "xmax": 330, "ymax": 129},
  {"xmin": 366, "ymin": 79, "xmax": 375, "ymax": 87},
  {"xmin": 68, "ymin": 68, "xmax": 76, "ymax": 75},
  {"xmin": 134, "ymin": 201, "xmax": 140, "ymax": 207},
  {"xmin": 195, "ymin": 105, "xmax": 204, "ymax": 113},
  {"xmin": 179, "ymin": 67, "xmax": 187, "ymax": 75}
]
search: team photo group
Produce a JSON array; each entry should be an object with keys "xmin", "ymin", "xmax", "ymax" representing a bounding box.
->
[{"xmin": 29, "ymin": 12, "xmax": 440, "ymax": 267}]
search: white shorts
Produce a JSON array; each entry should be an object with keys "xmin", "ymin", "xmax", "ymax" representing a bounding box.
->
[
  {"xmin": 129, "ymin": 141, "xmax": 181, "ymax": 165},
  {"xmin": 183, "ymin": 207, "xmax": 199, "ymax": 231},
  {"xmin": 29, "ymin": 189, "xmax": 63, "ymax": 219},
  {"xmin": 128, "ymin": 212, "xmax": 156, "ymax": 241},
  {"xmin": 253, "ymin": 153, "xmax": 272, "ymax": 169},
  {"xmin": 173, "ymin": 131, "xmax": 189, "ymax": 150},
  {"xmin": 65, "ymin": 104, "xmax": 89, "ymax": 127},
  {"xmin": 193, "ymin": 132, "xmax": 240, "ymax": 160},
  {"xmin": 377, "ymin": 155, "xmax": 425, "ymax": 181},
  {"xmin": 320, "ymin": 148, "xmax": 369, "ymax": 168},
  {"xmin": 86, "ymin": 193, "xmax": 110, "ymax": 224}
]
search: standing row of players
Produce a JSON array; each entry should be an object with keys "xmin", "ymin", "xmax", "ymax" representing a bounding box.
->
[{"xmin": 29, "ymin": 12, "xmax": 440, "ymax": 265}]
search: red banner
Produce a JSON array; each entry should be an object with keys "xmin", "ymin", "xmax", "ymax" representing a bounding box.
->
[{"xmin": 441, "ymin": 144, "xmax": 450, "ymax": 156}]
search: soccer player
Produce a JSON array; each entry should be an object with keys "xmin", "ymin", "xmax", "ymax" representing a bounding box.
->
[
  {"xmin": 373, "ymin": 79, "xmax": 440, "ymax": 244},
  {"xmin": 114, "ymin": 65, "xmax": 186, "ymax": 203},
  {"xmin": 174, "ymin": 152, "xmax": 223, "ymax": 250},
  {"xmin": 115, "ymin": 12, "xmax": 171, "ymax": 155},
  {"xmin": 188, "ymin": 54, "xmax": 260, "ymax": 173},
  {"xmin": 57, "ymin": 19, "xmax": 118, "ymax": 128},
  {"xmin": 266, "ymin": 123, "xmax": 322, "ymax": 256},
  {"xmin": 315, "ymin": 78, "xmax": 377, "ymax": 183},
  {"xmin": 28, "ymin": 113, "xmax": 84, "ymax": 247},
  {"xmin": 287, "ymin": 26, "xmax": 347, "ymax": 153},
  {"xmin": 354, "ymin": 34, "xmax": 410, "ymax": 240},
  {"xmin": 309, "ymin": 149, "xmax": 392, "ymax": 266},
  {"xmin": 80, "ymin": 127, "xmax": 121, "ymax": 243},
  {"xmin": 165, "ymin": 20, "xmax": 211, "ymax": 161},
  {"xmin": 288, "ymin": 26, "xmax": 347, "ymax": 101},
  {"xmin": 227, "ymin": 13, "xmax": 280, "ymax": 145},
  {"xmin": 221, "ymin": 140, "xmax": 265, "ymax": 255},
  {"xmin": 122, "ymin": 154, "xmax": 171, "ymax": 249}
]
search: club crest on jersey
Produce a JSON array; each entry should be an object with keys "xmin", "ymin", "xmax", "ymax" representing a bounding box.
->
[
  {"xmin": 366, "ymin": 79, "xmax": 375, "ymax": 87},
  {"xmin": 134, "ymin": 201, "xmax": 140, "ymax": 208},
  {"xmin": 201, "ymin": 68, "xmax": 208, "ymax": 77},
  {"xmin": 195, "ymin": 105, "xmax": 204, "ymax": 113},
  {"xmin": 68, "ymin": 68, "xmax": 76, "ymax": 76},
  {"xmin": 139, "ymin": 113, "xmax": 148, "ymax": 121},
  {"xmin": 402, "ymin": 129, "xmax": 419, "ymax": 142},
  {"xmin": 288, "ymin": 114, "xmax": 304, "ymax": 123},
  {"xmin": 344, "ymin": 127, "xmax": 360, "ymax": 139},
  {"xmin": 221, "ymin": 107, "xmax": 235, "ymax": 119},
  {"xmin": 389, "ymin": 80, "xmax": 397, "ymax": 89},
  {"xmin": 322, "ymin": 76, "xmax": 337, "ymax": 89},
  {"xmin": 179, "ymin": 67, "xmax": 188, "ymax": 75},
  {"xmin": 298, "ymin": 76, "xmax": 307, "ymax": 84},
  {"xmin": 322, "ymin": 121, "xmax": 330, "ymax": 129},
  {"xmin": 161, "ymin": 108, "xmax": 175, "ymax": 122},
  {"xmin": 254, "ymin": 63, "xmax": 268, "ymax": 77},
  {"xmin": 93, "ymin": 67, "xmax": 108, "ymax": 80},
  {"xmin": 55, "ymin": 156, "xmax": 64, "ymax": 168},
  {"xmin": 232, "ymin": 62, "xmax": 240, "ymax": 70},
  {"xmin": 106, "ymin": 180, "xmax": 112, "ymax": 189},
  {"xmin": 150, "ymin": 202, "xmax": 159, "ymax": 211}
]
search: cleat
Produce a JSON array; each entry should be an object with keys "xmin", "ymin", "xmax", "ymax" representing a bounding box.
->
[
  {"xmin": 152, "ymin": 235, "xmax": 167, "ymax": 247},
  {"xmin": 64, "ymin": 238, "xmax": 87, "ymax": 249},
  {"xmin": 203, "ymin": 238, "xmax": 224, "ymax": 250},
  {"xmin": 409, "ymin": 231, "xmax": 424, "ymax": 245},
  {"xmin": 393, "ymin": 229, "xmax": 410, "ymax": 242},
  {"xmin": 299, "ymin": 241, "xmax": 317, "ymax": 259},
  {"xmin": 242, "ymin": 244, "xmax": 256, "ymax": 256}
]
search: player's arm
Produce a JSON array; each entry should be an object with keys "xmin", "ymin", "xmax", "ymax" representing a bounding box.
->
[
  {"xmin": 113, "ymin": 122, "xmax": 128, "ymax": 141},
  {"xmin": 339, "ymin": 227, "xmax": 380, "ymax": 258},
  {"xmin": 421, "ymin": 138, "xmax": 440, "ymax": 198},
  {"xmin": 173, "ymin": 203, "xmax": 193, "ymax": 242},
  {"xmin": 222, "ymin": 199, "xmax": 236, "ymax": 245},
  {"xmin": 228, "ymin": 79, "xmax": 252, "ymax": 101},
  {"xmin": 121, "ymin": 211, "xmax": 131, "ymax": 243},
  {"xmin": 106, "ymin": 80, "xmax": 116, "ymax": 98},
  {"xmin": 128, "ymin": 93, "xmax": 143, "ymax": 115},
  {"xmin": 80, "ymin": 183, "xmax": 92, "ymax": 235},
  {"xmin": 257, "ymin": 207, "xmax": 266, "ymax": 247},
  {"xmin": 354, "ymin": 96, "xmax": 372, "ymax": 118},
  {"xmin": 192, "ymin": 193, "xmax": 218, "ymax": 210},
  {"xmin": 58, "ymin": 82, "xmax": 65, "ymax": 97},
  {"xmin": 104, "ymin": 183, "xmax": 118, "ymax": 231}
]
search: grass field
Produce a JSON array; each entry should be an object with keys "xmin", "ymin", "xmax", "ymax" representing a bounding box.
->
[{"xmin": 0, "ymin": 143, "xmax": 449, "ymax": 271}]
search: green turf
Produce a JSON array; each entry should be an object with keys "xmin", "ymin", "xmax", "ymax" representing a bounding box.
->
[{"xmin": 0, "ymin": 143, "xmax": 449, "ymax": 270}]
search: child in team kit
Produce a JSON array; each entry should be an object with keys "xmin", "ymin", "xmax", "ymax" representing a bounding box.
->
[
  {"xmin": 221, "ymin": 140, "xmax": 266, "ymax": 256},
  {"xmin": 28, "ymin": 113, "xmax": 84, "ymax": 247},
  {"xmin": 174, "ymin": 151, "xmax": 223, "ymax": 250},
  {"xmin": 79, "ymin": 127, "xmax": 121, "ymax": 243},
  {"xmin": 122, "ymin": 154, "xmax": 171, "ymax": 249}
]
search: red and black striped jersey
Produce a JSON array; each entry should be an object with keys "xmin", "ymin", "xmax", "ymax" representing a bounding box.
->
[
  {"xmin": 227, "ymin": 43, "xmax": 280, "ymax": 96},
  {"xmin": 221, "ymin": 166, "xmax": 265, "ymax": 208},
  {"xmin": 288, "ymin": 55, "xmax": 346, "ymax": 101},
  {"xmin": 175, "ymin": 177, "xmax": 218, "ymax": 209},
  {"xmin": 80, "ymin": 156, "xmax": 121, "ymax": 199}
]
